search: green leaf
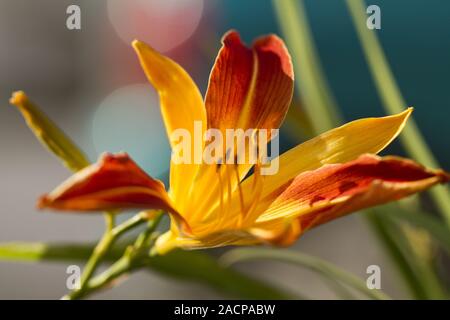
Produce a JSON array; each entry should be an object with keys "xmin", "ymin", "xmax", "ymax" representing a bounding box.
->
[
  {"xmin": 379, "ymin": 206, "xmax": 450, "ymax": 256},
  {"xmin": 9, "ymin": 91, "xmax": 90, "ymax": 171},
  {"xmin": 346, "ymin": 0, "xmax": 450, "ymax": 226},
  {"xmin": 366, "ymin": 207, "xmax": 448, "ymax": 300},
  {"xmin": 147, "ymin": 250, "xmax": 295, "ymax": 299},
  {"xmin": 322, "ymin": 277, "xmax": 359, "ymax": 300},
  {"xmin": 220, "ymin": 248, "xmax": 390, "ymax": 300},
  {"xmin": 365, "ymin": 212, "xmax": 427, "ymax": 299},
  {"xmin": 272, "ymin": 0, "xmax": 343, "ymax": 133},
  {"xmin": 0, "ymin": 242, "xmax": 293, "ymax": 299},
  {"xmin": 274, "ymin": 0, "xmax": 448, "ymax": 300}
]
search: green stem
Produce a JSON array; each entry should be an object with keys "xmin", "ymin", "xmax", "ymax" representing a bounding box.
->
[
  {"xmin": 64, "ymin": 212, "xmax": 163, "ymax": 300},
  {"xmin": 76, "ymin": 213, "xmax": 116, "ymax": 290},
  {"xmin": 133, "ymin": 212, "xmax": 163, "ymax": 249},
  {"xmin": 62, "ymin": 211, "xmax": 149, "ymax": 299},
  {"xmin": 67, "ymin": 251, "xmax": 138, "ymax": 300},
  {"xmin": 105, "ymin": 213, "xmax": 115, "ymax": 232},
  {"xmin": 86, "ymin": 255, "xmax": 137, "ymax": 294},
  {"xmin": 112, "ymin": 211, "xmax": 150, "ymax": 238},
  {"xmin": 77, "ymin": 230, "xmax": 112, "ymax": 289},
  {"xmin": 346, "ymin": 0, "xmax": 450, "ymax": 226}
]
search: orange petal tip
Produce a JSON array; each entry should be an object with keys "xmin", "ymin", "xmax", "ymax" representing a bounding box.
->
[
  {"xmin": 36, "ymin": 195, "xmax": 49, "ymax": 210},
  {"xmin": 437, "ymin": 169, "xmax": 450, "ymax": 182}
]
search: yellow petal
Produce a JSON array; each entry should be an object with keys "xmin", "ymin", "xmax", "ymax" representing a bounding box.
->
[
  {"xmin": 242, "ymin": 108, "xmax": 413, "ymax": 208},
  {"xmin": 9, "ymin": 91, "xmax": 90, "ymax": 172},
  {"xmin": 132, "ymin": 40, "xmax": 207, "ymax": 211},
  {"xmin": 154, "ymin": 229, "xmax": 260, "ymax": 254}
]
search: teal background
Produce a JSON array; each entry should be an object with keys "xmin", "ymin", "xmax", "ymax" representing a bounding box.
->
[{"xmin": 221, "ymin": 0, "xmax": 450, "ymax": 167}]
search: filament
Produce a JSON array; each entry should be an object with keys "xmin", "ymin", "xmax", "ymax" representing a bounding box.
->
[{"xmin": 234, "ymin": 163, "xmax": 247, "ymax": 227}]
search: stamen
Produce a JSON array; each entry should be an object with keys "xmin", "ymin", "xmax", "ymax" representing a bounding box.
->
[
  {"xmin": 226, "ymin": 166, "xmax": 233, "ymax": 209},
  {"xmin": 242, "ymin": 147, "xmax": 266, "ymax": 226},
  {"xmin": 216, "ymin": 164, "xmax": 234, "ymax": 228},
  {"xmin": 234, "ymin": 163, "xmax": 247, "ymax": 226},
  {"xmin": 216, "ymin": 166, "xmax": 225, "ymax": 221},
  {"xmin": 253, "ymin": 144, "xmax": 261, "ymax": 190},
  {"xmin": 224, "ymin": 147, "xmax": 232, "ymax": 165}
]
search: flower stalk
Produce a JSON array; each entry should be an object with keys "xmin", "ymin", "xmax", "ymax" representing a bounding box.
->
[{"xmin": 64, "ymin": 211, "xmax": 163, "ymax": 299}]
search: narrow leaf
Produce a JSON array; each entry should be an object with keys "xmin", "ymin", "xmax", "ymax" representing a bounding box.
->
[
  {"xmin": 366, "ymin": 208, "xmax": 448, "ymax": 300},
  {"xmin": 380, "ymin": 206, "xmax": 450, "ymax": 256},
  {"xmin": 366, "ymin": 212, "xmax": 428, "ymax": 299},
  {"xmin": 272, "ymin": 0, "xmax": 342, "ymax": 133},
  {"xmin": 274, "ymin": 0, "xmax": 447, "ymax": 300},
  {"xmin": 146, "ymin": 250, "xmax": 295, "ymax": 299},
  {"xmin": 220, "ymin": 248, "xmax": 390, "ymax": 300},
  {"xmin": 0, "ymin": 242, "xmax": 293, "ymax": 299},
  {"xmin": 346, "ymin": 0, "xmax": 450, "ymax": 226}
]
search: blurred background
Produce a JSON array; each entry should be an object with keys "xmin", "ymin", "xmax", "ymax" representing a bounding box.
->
[{"xmin": 0, "ymin": 0, "xmax": 449, "ymax": 299}]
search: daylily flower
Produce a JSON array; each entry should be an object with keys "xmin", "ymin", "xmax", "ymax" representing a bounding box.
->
[{"xmin": 37, "ymin": 31, "xmax": 450, "ymax": 254}]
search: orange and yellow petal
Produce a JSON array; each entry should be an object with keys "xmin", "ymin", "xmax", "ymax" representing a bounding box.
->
[
  {"xmin": 132, "ymin": 40, "xmax": 206, "ymax": 213},
  {"xmin": 205, "ymin": 30, "xmax": 293, "ymax": 133},
  {"xmin": 253, "ymin": 154, "xmax": 450, "ymax": 245},
  {"xmin": 185, "ymin": 31, "xmax": 293, "ymax": 221},
  {"xmin": 39, "ymin": 152, "xmax": 174, "ymax": 212},
  {"xmin": 210, "ymin": 110, "xmax": 413, "ymax": 227},
  {"xmin": 154, "ymin": 229, "xmax": 260, "ymax": 255},
  {"xmin": 236, "ymin": 109, "xmax": 413, "ymax": 213}
]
